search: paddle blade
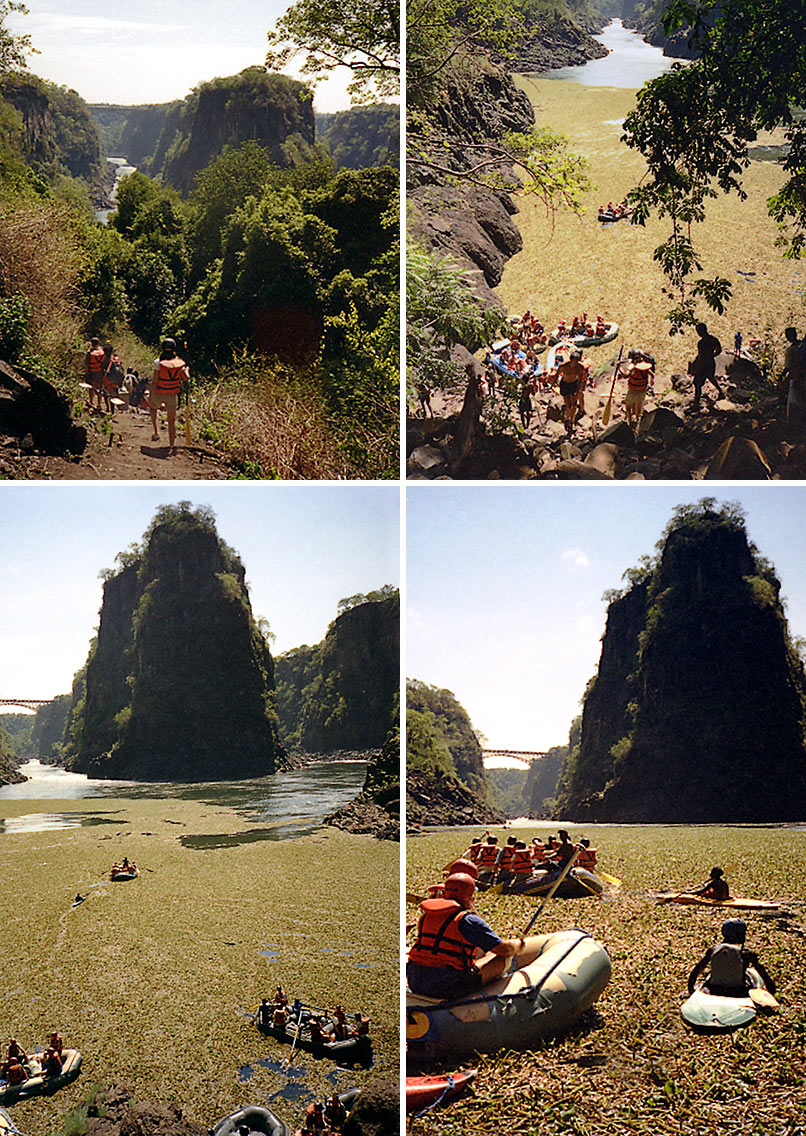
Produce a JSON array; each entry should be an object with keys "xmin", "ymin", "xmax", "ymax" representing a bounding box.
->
[
  {"xmin": 749, "ymin": 988, "xmax": 779, "ymax": 1013},
  {"xmin": 602, "ymin": 397, "xmax": 612, "ymax": 425},
  {"xmin": 600, "ymin": 871, "xmax": 622, "ymax": 893}
]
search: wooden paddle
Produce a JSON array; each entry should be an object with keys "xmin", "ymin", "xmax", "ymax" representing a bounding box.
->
[
  {"xmin": 522, "ymin": 848, "xmax": 581, "ymax": 936},
  {"xmin": 601, "ymin": 346, "xmax": 624, "ymax": 426}
]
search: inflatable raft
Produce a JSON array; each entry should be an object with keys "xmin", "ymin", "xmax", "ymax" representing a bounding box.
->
[
  {"xmin": 597, "ymin": 209, "xmax": 632, "ymax": 223},
  {"xmin": 110, "ymin": 866, "xmax": 138, "ymax": 881},
  {"xmin": 549, "ymin": 323, "xmax": 619, "ymax": 348},
  {"xmin": 656, "ymin": 893, "xmax": 780, "ymax": 911},
  {"xmin": 211, "ymin": 1106, "xmax": 290, "ymax": 1136},
  {"xmin": 498, "ymin": 867, "xmax": 604, "ymax": 899},
  {"xmin": 681, "ymin": 970, "xmax": 774, "ymax": 1032},
  {"xmin": 0, "ymin": 1107, "xmax": 19, "ymax": 1134},
  {"xmin": 406, "ymin": 929, "xmax": 611, "ymax": 1059},
  {"xmin": 0, "ymin": 1049, "xmax": 82, "ymax": 1105},
  {"xmin": 257, "ymin": 1013, "xmax": 371, "ymax": 1065}
]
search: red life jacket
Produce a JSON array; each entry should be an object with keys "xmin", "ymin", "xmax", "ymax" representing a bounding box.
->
[
  {"xmin": 512, "ymin": 848, "xmax": 533, "ymax": 874},
  {"xmin": 87, "ymin": 347, "xmax": 105, "ymax": 374},
  {"xmin": 408, "ymin": 899, "xmax": 476, "ymax": 970},
  {"xmin": 627, "ymin": 367, "xmax": 650, "ymax": 392},
  {"xmin": 532, "ymin": 843, "xmax": 548, "ymax": 862},
  {"xmin": 467, "ymin": 844, "xmax": 482, "ymax": 863},
  {"xmin": 498, "ymin": 845, "xmax": 515, "ymax": 869},
  {"xmin": 577, "ymin": 847, "xmax": 598, "ymax": 869},
  {"xmin": 154, "ymin": 356, "xmax": 186, "ymax": 394}
]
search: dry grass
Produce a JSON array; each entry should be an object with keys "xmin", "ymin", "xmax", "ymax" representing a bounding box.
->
[
  {"xmin": 501, "ymin": 79, "xmax": 802, "ymax": 382},
  {"xmin": 407, "ymin": 825, "xmax": 806, "ymax": 1135},
  {"xmin": 195, "ymin": 362, "xmax": 353, "ymax": 480},
  {"xmin": 0, "ymin": 198, "xmax": 85, "ymax": 359},
  {"xmin": 0, "ymin": 797, "xmax": 399, "ymax": 1134}
]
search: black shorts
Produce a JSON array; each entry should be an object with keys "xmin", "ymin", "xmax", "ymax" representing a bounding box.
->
[
  {"xmin": 560, "ymin": 380, "xmax": 578, "ymax": 398},
  {"xmin": 407, "ymin": 962, "xmax": 485, "ymax": 1000}
]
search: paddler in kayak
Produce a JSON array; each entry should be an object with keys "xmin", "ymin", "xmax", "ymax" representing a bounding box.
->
[
  {"xmin": 689, "ymin": 866, "xmax": 731, "ymax": 901},
  {"xmin": 407, "ymin": 872, "xmax": 539, "ymax": 999},
  {"xmin": 688, "ymin": 918, "xmax": 776, "ymax": 998}
]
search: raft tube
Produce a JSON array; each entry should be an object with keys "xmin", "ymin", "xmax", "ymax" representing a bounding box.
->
[
  {"xmin": 505, "ymin": 867, "xmax": 604, "ymax": 898},
  {"xmin": 597, "ymin": 209, "xmax": 632, "ymax": 223},
  {"xmin": 405, "ymin": 1069, "xmax": 477, "ymax": 1113},
  {"xmin": 656, "ymin": 893, "xmax": 780, "ymax": 911},
  {"xmin": 211, "ymin": 1106, "xmax": 290, "ymax": 1136},
  {"xmin": 0, "ymin": 1106, "xmax": 19, "ymax": 1133},
  {"xmin": 549, "ymin": 323, "xmax": 619, "ymax": 348},
  {"xmin": 406, "ymin": 929, "xmax": 611, "ymax": 1059},
  {"xmin": 110, "ymin": 867, "xmax": 138, "ymax": 881},
  {"xmin": 681, "ymin": 970, "xmax": 767, "ymax": 1033},
  {"xmin": 0, "ymin": 1049, "xmax": 82, "ymax": 1105}
]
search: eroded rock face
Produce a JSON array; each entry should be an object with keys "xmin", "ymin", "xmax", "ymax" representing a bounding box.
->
[
  {"xmin": 342, "ymin": 1079, "xmax": 399, "ymax": 1136},
  {"xmin": 558, "ymin": 506, "xmax": 806, "ymax": 822},
  {"xmin": 65, "ymin": 508, "xmax": 283, "ymax": 781},
  {"xmin": 82, "ymin": 1084, "xmax": 206, "ymax": 1136},
  {"xmin": 0, "ymin": 358, "xmax": 86, "ymax": 455}
]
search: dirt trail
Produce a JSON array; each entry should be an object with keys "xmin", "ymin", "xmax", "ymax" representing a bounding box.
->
[{"xmin": 6, "ymin": 403, "xmax": 232, "ymax": 480}]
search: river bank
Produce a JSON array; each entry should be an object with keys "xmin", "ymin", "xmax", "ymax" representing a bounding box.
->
[
  {"xmin": 1, "ymin": 794, "xmax": 398, "ymax": 1133},
  {"xmin": 407, "ymin": 825, "xmax": 806, "ymax": 1135}
]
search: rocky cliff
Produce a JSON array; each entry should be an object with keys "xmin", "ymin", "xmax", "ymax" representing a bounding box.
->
[
  {"xmin": 275, "ymin": 591, "xmax": 399, "ymax": 753},
  {"xmin": 406, "ymin": 679, "xmax": 504, "ymax": 825},
  {"xmin": 408, "ymin": 65, "xmax": 534, "ymax": 308},
  {"xmin": 144, "ymin": 68, "xmax": 314, "ymax": 193},
  {"xmin": 325, "ymin": 728, "xmax": 401, "ymax": 839},
  {"xmin": 316, "ymin": 104, "xmax": 399, "ymax": 170},
  {"xmin": 0, "ymin": 723, "xmax": 25, "ymax": 786},
  {"xmin": 0, "ymin": 73, "xmax": 101, "ymax": 183},
  {"xmin": 557, "ymin": 501, "xmax": 806, "ymax": 822},
  {"xmin": 65, "ymin": 504, "xmax": 283, "ymax": 781},
  {"xmin": 31, "ymin": 694, "xmax": 71, "ymax": 762}
]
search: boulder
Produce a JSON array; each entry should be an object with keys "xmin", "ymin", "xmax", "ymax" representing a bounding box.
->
[
  {"xmin": 637, "ymin": 406, "xmax": 685, "ymax": 440},
  {"xmin": 705, "ymin": 436, "xmax": 772, "ymax": 480},
  {"xmin": 407, "ymin": 444, "xmax": 447, "ymax": 474},
  {"xmin": 559, "ymin": 441, "xmax": 583, "ymax": 460},
  {"xmin": 0, "ymin": 358, "xmax": 85, "ymax": 454},
  {"xmin": 554, "ymin": 459, "xmax": 611, "ymax": 479},
  {"xmin": 599, "ymin": 420, "xmax": 635, "ymax": 447},
  {"xmin": 585, "ymin": 443, "xmax": 618, "ymax": 476},
  {"xmin": 342, "ymin": 1079, "xmax": 401, "ymax": 1136}
]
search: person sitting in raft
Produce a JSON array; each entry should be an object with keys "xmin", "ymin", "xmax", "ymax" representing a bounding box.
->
[
  {"xmin": 256, "ymin": 999, "xmax": 272, "ymax": 1028},
  {"xmin": 272, "ymin": 1004, "xmax": 288, "ymax": 1028},
  {"xmin": 508, "ymin": 841, "xmax": 536, "ymax": 890},
  {"xmin": 476, "ymin": 835, "xmax": 500, "ymax": 881},
  {"xmin": 688, "ymin": 918, "xmax": 776, "ymax": 999},
  {"xmin": 291, "ymin": 997, "xmax": 303, "ymax": 1021},
  {"xmin": 690, "ymin": 866, "xmax": 731, "ymax": 901},
  {"xmin": 550, "ymin": 830, "xmax": 577, "ymax": 869},
  {"xmin": 46, "ymin": 1031, "xmax": 62, "ymax": 1058},
  {"xmin": 5, "ymin": 1038, "xmax": 27, "ymax": 1068},
  {"xmin": 331, "ymin": 1005, "xmax": 348, "ymax": 1040},
  {"xmin": 3, "ymin": 1057, "xmax": 27, "ymax": 1085},
  {"xmin": 309, "ymin": 1015, "xmax": 325, "ymax": 1046},
  {"xmin": 577, "ymin": 837, "xmax": 598, "ymax": 870},
  {"xmin": 430, "ymin": 857, "xmax": 480, "ymax": 898},
  {"xmin": 42, "ymin": 1047, "xmax": 63, "ymax": 1077},
  {"xmin": 407, "ymin": 872, "xmax": 540, "ymax": 1000},
  {"xmin": 325, "ymin": 1093, "xmax": 348, "ymax": 1129},
  {"xmin": 353, "ymin": 1012, "xmax": 370, "ymax": 1036},
  {"xmin": 274, "ymin": 985, "xmax": 288, "ymax": 1006}
]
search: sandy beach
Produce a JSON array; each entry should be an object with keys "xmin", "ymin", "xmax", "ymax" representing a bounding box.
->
[{"xmin": 0, "ymin": 795, "xmax": 398, "ymax": 1133}]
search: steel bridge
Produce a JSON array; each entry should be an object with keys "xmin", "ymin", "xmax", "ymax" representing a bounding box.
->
[
  {"xmin": 0, "ymin": 699, "xmax": 54, "ymax": 711},
  {"xmin": 482, "ymin": 749, "xmax": 549, "ymax": 761}
]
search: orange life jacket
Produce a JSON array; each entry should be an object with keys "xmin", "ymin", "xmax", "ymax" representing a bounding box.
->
[
  {"xmin": 467, "ymin": 844, "xmax": 482, "ymax": 863},
  {"xmin": 408, "ymin": 898, "xmax": 476, "ymax": 970},
  {"xmin": 577, "ymin": 847, "xmax": 598, "ymax": 869},
  {"xmin": 498, "ymin": 846, "xmax": 515, "ymax": 869},
  {"xmin": 87, "ymin": 347, "xmax": 105, "ymax": 374},
  {"xmin": 477, "ymin": 844, "xmax": 499, "ymax": 868},
  {"xmin": 154, "ymin": 356, "xmax": 186, "ymax": 394},
  {"xmin": 627, "ymin": 367, "xmax": 650, "ymax": 392},
  {"xmin": 512, "ymin": 848, "xmax": 533, "ymax": 874}
]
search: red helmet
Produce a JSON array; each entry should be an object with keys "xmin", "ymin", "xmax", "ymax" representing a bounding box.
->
[
  {"xmin": 445, "ymin": 857, "xmax": 479, "ymax": 880},
  {"xmin": 442, "ymin": 872, "xmax": 475, "ymax": 905}
]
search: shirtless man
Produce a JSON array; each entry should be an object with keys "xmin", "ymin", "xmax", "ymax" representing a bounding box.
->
[{"xmin": 557, "ymin": 350, "xmax": 588, "ymax": 430}]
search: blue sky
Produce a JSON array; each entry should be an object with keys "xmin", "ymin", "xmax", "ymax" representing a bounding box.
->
[
  {"xmin": 7, "ymin": 0, "xmax": 355, "ymax": 110},
  {"xmin": 0, "ymin": 484, "xmax": 399, "ymax": 701},
  {"xmin": 407, "ymin": 485, "xmax": 806, "ymax": 756}
]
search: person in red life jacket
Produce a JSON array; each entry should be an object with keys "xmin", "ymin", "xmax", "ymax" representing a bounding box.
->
[
  {"xmin": 274, "ymin": 985, "xmax": 288, "ymax": 1006},
  {"xmin": 407, "ymin": 872, "xmax": 537, "ymax": 1000},
  {"xmin": 305, "ymin": 1101, "xmax": 327, "ymax": 1133},
  {"xmin": 531, "ymin": 836, "xmax": 549, "ymax": 863},
  {"xmin": 41, "ymin": 1046, "xmax": 63, "ymax": 1077},
  {"xmin": 85, "ymin": 337, "xmax": 107, "ymax": 410},
  {"xmin": 272, "ymin": 1004, "xmax": 288, "ymax": 1028},
  {"xmin": 688, "ymin": 918, "xmax": 775, "ymax": 998},
  {"xmin": 3, "ymin": 1057, "xmax": 27, "ymax": 1085},
  {"xmin": 308, "ymin": 1015, "xmax": 325, "ymax": 1046},
  {"xmin": 494, "ymin": 837, "xmax": 518, "ymax": 885},
  {"xmin": 428, "ymin": 857, "xmax": 479, "ymax": 898},
  {"xmin": 102, "ymin": 343, "xmax": 125, "ymax": 408},
  {"xmin": 618, "ymin": 351, "xmax": 654, "ymax": 427},
  {"xmin": 689, "ymin": 866, "xmax": 731, "ymax": 901},
  {"xmin": 325, "ymin": 1093, "xmax": 348, "ymax": 1129},
  {"xmin": 150, "ymin": 337, "xmax": 189, "ymax": 451},
  {"xmin": 508, "ymin": 841, "xmax": 535, "ymax": 890},
  {"xmin": 576, "ymin": 837, "xmax": 597, "ymax": 870},
  {"xmin": 46, "ymin": 1030, "xmax": 63, "ymax": 1058}
]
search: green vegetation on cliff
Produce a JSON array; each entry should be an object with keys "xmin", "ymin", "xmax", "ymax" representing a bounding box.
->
[
  {"xmin": 558, "ymin": 499, "xmax": 806, "ymax": 821},
  {"xmin": 316, "ymin": 104, "xmax": 399, "ymax": 170},
  {"xmin": 65, "ymin": 503, "xmax": 284, "ymax": 781},
  {"xmin": 275, "ymin": 587, "xmax": 399, "ymax": 752}
]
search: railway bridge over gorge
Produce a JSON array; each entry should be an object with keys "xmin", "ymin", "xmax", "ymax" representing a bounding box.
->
[
  {"xmin": 482, "ymin": 749, "xmax": 551, "ymax": 763},
  {"xmin": 0, "ymin": 699, "xmax": 55, "ymax": 711}
]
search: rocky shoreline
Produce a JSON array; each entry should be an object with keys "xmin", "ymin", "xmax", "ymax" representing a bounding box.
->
[{"xmin": 407, "ymin": 767, "xmax": 504, "ymax": 829}]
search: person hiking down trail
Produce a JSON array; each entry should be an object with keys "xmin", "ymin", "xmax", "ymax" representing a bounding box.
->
[
  {"xmin": 689, "ymin": 322, "xmax": 724, "ymax": 410},
  {"xmin": 84, "ymin": 337, "xmax": 106, "ymax": 410},
  {"xmin": 783, "ymin": 327, "xmax": 806, "ymax": 433},
  {"xmin": 688, "ymin": 918, "xmax": 776, "ymax": 998},
  {"xmin": 150, "ymin": 338, "xmax": 189, "ymax": 452}
]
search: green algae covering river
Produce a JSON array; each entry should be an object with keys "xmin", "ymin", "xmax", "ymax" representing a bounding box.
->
[
  {"xmin": 407, "ymin": 825, "xmax": 806, "ymax": 1135},
  {"xmin": 0, "ymin": 763, "xmax": 398, "ymax": 1134}
]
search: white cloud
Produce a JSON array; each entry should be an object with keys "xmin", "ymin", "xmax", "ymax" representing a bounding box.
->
[{"xmin": 562, "ymin": 547, "xmax": 591, "ymax": 569}]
